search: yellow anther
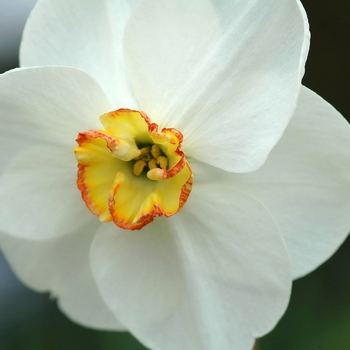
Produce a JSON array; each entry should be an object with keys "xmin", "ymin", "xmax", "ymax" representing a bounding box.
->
[
  {"xmin": 134, "ymin": 159, "xmax": 147, "ymax": 176},
  {"xmin": 134, "ymin": 146, "xmax": 151, "ymax": 160},
  {"xmin": 157, "ymin": 156, "xmax": 168, "ymax": 169},
  {"xmin": 151, "ymin": 145, "xmax": 162, "ymax": 159},
  {"xmin": 140, "ymin": 146, "xmax": 151, "ymax": 155},
  {"xmin": 148, "ymin": 158, "xmax": 158, "ymax": 170}
]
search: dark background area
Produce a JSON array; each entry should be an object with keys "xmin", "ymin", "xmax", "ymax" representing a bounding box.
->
[{"xmin": 0, "ymin": 0, "xmax": 349, "ymax": 349}]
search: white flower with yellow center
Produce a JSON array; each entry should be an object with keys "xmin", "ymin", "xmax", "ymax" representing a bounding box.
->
[{"xmin": 1, "ymin": 1, "xmax": 350, "ymax": 350}]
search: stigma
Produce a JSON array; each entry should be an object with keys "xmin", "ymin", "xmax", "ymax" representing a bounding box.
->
[{"xmin": 74, "ymin": 109, "xmax": 193, "ymax": 230}]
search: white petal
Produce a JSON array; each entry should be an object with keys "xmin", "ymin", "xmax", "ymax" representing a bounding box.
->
[
  {"xmin": 228, "ymin": 86, "xmax": 350, "ymax": 278},
  {"xmin": 0, "ymin": 220, "xmax": 124, "ymax": 330},
  {"xmin": 0, "ymin": 145, "xmax": 91, "ymax": 240},
  {"xmin": 20, "ymin": 0, "xmax": 139, "ymax": 107},
  {"xmin": 0, "ymin": 66, "xmax": 111, "ymax": 174},
  {"xmin": 90, "ymin": 186, "xmax": 291, "ymax": 350},
  {"xmin": 124, "ymin": 0, "xmax": 310, "ymax": 172}
]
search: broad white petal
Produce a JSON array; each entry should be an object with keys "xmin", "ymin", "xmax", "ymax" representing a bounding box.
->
[
  {"xmin": 90, "ymin": 185, "xmax": 291, "ymax": 350},
  {"xmin": 20, "ymin": 0, "xmax": 139, "ymax": 107},
  {"xmin": 0, "ymin": 220, "xmax": 124, "ymax": 330},
  {"xmin": 225, "ymin": 86, "xmax": 350, "ymax": 278},
  {"xmin": 0, "ymin": 145, "xmax": 91, "ymax": 240},
  {"xmin": 124, "ymin": 0, "xmax": 309, "ymax": 172},
  {"xmin": 0, "ymin": 66, "xmax": 111, "ymax": 174}
]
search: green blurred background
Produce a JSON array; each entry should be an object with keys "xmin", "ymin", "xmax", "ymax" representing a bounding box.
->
[{"xmin": 0, "ymin": 0, "xmax": 349, "ymax": 349}]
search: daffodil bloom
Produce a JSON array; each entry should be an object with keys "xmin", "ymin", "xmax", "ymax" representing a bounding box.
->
[{"xmin": 1, "ymin": 1, "xmax": 350, "ymax": 350}]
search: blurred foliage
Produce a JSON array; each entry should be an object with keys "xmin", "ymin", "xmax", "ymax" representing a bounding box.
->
[
  {"xmin": 261, "ymin": 236, "xmax": 350, "ymax": 350},
  {"xmin": 1, "ymin": 291, "xmax": 148, "ymax": 350}
]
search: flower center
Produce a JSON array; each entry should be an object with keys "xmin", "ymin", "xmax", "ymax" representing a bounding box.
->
[
  {"xmin": 133, "ymin": 144, "xmax": 168, "ymax": 176},
  {"xmin": 74, "ymin": 109, "xmax": 193, "ymax": 230}
]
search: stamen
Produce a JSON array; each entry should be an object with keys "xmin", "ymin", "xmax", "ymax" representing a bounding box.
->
[
  {"xmin": 132, "ymin": 143, "xmax": 169, "ymax": 176},
  {"xmin": 157, "ymin": 156, "xmax": 168, "ymax": 169},
  {"xmin": 148, "ymin": 158, "xmax": 158, "ymax": 170},
  {"xmin": 151, "ymin": 145, "xmax": 162, "ymax": 159},
  {"xmin": 134, "ymin": 159, "xmax": 147, "ymax": 176},
  {"xmin": 134, "ymin": 146, "xmax": 151, "ymax": 160}
]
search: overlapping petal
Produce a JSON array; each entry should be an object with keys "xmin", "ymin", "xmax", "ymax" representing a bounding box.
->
[
  {"xmin": 20, "ymin": 0, "xmax": 139, "ymax": 107},
  {"xmin": 0, "ymin": 221, "xmax": 124, "ymax": 330},
  {"xmin": 0, "ymin": 145, "xmax": 91, "ymax": 240},
  {"xmin": 90, "ymin": 187, "xmax": 291, "ymax": 350},
  {"xmin": 0, "ymin": 66, "xmax": 112, "ymax": 240},
  {"xmin": 19, "ymin": 0, "xmax": 310, "ymax": 172},
  {"xmin": 0, "ymin": 66, "xmax": 111, "ymax": 174},
  {"xmin": 189, "ymin": 86, "xmax": 350, "ymax": 280},
  {"xmin": 230, "ymin": 86, "xmax": 350, "ymax": 278},
  {"xmin": 124, "ymin": 0, "xmax": 310, "ymax": 172}
]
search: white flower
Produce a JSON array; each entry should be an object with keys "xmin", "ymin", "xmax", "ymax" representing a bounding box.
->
[{"xmin": 1, "ymin": 1, "xmax": 350, "ymax": 350}]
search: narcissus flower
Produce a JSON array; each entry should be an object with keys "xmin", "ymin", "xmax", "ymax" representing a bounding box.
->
[{"xmin": 1, "ymin": 1, "xmax": 350, "ymax": 350}]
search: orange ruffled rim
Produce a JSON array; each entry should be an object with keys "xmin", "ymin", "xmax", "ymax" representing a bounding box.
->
[{"xmin": 75, "ymin": 109, "xmax": 193, "ymax": 230}]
